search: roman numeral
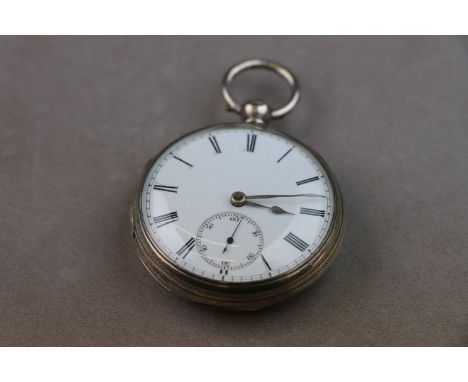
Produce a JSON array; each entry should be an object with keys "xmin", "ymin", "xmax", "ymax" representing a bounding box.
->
[
  {"xmin": 208, "ymin": 136, "xmax": 221, "ymax": 154},
  {"xmin": 284, "ymin": 232, "xmax": 309, "ymax": 252},
  {"xmin": 300, "ymin": 207, "xmax": 325, "ymax": 217},
  {"xmin": 153, "ymin": 184, "xmax": 178, "ymax": 193},
  {"xmin": 170, "ymin": 152, "xmax": 193, "ymax": 168},
  {"xmin": 277, "ymin": 147, "xmax": 294, "ymax": 163},
  {"xmin": 176, "ymin": 237, "xmax": 195, "ymax": 259},
  {"xmin": 246, "ymin": 133, "xmax": 257, "ymax": 152},
  {"xmin": 153, "ymin": 211, "xmax": 178, "ymax": 228},
  {"xmin": 296, "ymin": 176, "xmax": 319, "ymax": 186},
  {"xmin": 261, "ymin": 255, "xmax": 272, "ymax": 271},
  {"xmin": 219, "ymin": 261, "xmax": 229, "ymax": 275}
]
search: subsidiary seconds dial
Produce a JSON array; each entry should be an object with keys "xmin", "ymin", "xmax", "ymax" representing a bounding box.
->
[{"xmin": 196, "ymin": 212, "xmax": 264, "ymax": 273}]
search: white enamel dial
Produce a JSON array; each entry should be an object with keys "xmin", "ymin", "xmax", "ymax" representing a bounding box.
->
[{"xmin": 141, "ymin": 125, "xmax": 334, "ymax": 283}]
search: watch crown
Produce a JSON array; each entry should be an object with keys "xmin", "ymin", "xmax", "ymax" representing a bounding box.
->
[{"xmin": 241, "ymin": 100, "xmax": 272, "ymax": 126}]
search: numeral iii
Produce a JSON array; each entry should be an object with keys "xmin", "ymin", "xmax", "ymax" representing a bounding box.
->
[{"xmin": 300, "ymin": 207, "xmax": 325, "ymax": 217}]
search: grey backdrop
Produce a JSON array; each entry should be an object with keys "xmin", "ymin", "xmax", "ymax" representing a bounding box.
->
[{"xmin": 0, "ymin": 36, "xmax": 467, "ymax": 346}]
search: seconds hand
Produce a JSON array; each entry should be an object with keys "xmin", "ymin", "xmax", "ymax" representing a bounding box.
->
[{"xmin": 222, "ymin": 218, "xmax": 243, "ymax": 253}]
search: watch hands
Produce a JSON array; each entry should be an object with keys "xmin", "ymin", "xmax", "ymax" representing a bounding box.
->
[
  {"xmin": 222, "ymin": 218, "xmax": 243, "ymax": 253},
  {"xmin": 230, "ymin": 192, "xmax": 296, "ymax": 215},
  {"xmin": 174, "ymin": 224, "xmax": 238, "ymax": 248},
  {"xmin": 245, "ymin": 200, "xmax": 295, "ymax": 215},
  {"xmin": 174, "ymin": 224, "xmax": 236, "ymax": 262},
  {"xmin": 245, "ymin": 193, "xmax": 325, "ymax": 200}
]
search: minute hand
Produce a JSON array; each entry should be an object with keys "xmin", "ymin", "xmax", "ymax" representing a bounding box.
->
[{"xmin": 245, "ymin": 193, "xmax": 325, "ymax": 200}]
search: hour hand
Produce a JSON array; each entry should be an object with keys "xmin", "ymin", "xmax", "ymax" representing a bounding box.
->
[{"xmin": 244, "ymin": 200, "xmax": 294, "ymax": 215}]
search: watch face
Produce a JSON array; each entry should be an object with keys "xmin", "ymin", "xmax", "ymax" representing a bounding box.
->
[{"xmin": 140, "ymin": 124, "xmax": 335, "ymax": 283}]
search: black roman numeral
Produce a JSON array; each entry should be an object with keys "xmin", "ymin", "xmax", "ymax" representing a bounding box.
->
[
  {"xmin": 261, "ymin": 255, "xmax": 272, "ymax": 271},
  {"xmin": 176, "ymin": 237, "xmax": 195, "ymax": 259},
  {"xmin": 284, "ymin": 232, "xmax": 309, "ymax": 252},
  {"xmin": 296, "ymin": 176, "xmax": 319, "ymax": 186},
  {"xmin": 170, "ymin": 152, "xmax": 193, "ymax": 168},
  {"xmin": 300, "ymin": 207, "xmax": 325, "ymax": 217},
  {"xmin": 277, "ymin": 147, "xmax": 294, "ymax": 163},
  {"xmin": 208, "ymin": 136, "xmax": 221, "ymax": 154},
  {"xmin": 153, "ymin": 184, "xmax": 178, "ymax": 193},
  {"xmin": 246, "ymin": 133, "xmax": 257, "ymax": 152},
  {"xmin": 219, "ymin": 261, "xmax": 229, "ymax": 275},
  {"xmin": 153, "ymin": 211, "xmax": 178, "ymax": 228}
]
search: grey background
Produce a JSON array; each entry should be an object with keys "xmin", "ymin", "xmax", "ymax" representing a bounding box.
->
[{"xmin": 0, "ymin": 36, "xmax": 467, "ymax": 346}]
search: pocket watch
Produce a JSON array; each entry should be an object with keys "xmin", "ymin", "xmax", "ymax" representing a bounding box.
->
[{"xmin": 131, "ymin": 59, "xmax": 344, "ymax": 311}]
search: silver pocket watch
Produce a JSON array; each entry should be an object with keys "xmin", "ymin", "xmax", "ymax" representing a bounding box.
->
[{"xmin": 131, "ymin": 59, "xmax": 344, "ymax": 310}]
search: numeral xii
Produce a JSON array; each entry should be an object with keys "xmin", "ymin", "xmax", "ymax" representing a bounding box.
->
[{"xmin": 246, "ymin": 133, "xmax": 257, "ymax": 152}]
